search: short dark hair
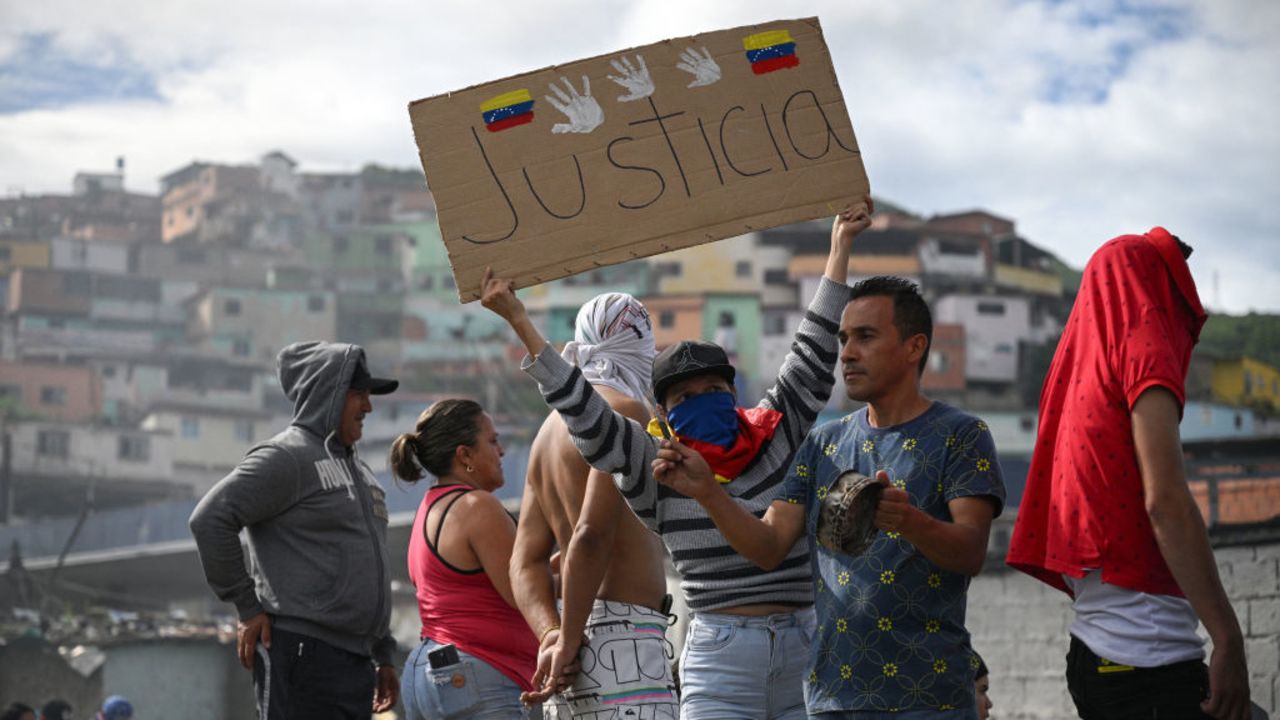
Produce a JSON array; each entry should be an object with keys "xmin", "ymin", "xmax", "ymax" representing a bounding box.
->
[
  {"xmin": 974, "ymin": 653, "xmax": 989, "ymax": 681},
  {"xmin": 848, "ymin": 276, "xmax": 933, "ymax": 376}
]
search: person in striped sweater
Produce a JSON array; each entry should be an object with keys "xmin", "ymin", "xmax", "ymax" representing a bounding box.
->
[{"xmin": 480, "ymin": 196, "xmax": 873, "ymax": 720}]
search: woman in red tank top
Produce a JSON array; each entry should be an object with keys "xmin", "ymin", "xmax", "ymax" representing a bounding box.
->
[{"xmin": 389, "ymin": 399, "xmax": 539, "ymax": 719}]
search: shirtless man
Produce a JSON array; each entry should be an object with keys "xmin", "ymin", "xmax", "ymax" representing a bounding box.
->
[{"xmin": 510, "ymin": 293, "xmax": 677, "ymax": 719}]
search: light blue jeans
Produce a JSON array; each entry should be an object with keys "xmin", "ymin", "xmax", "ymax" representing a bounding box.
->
[
  {"xmin": 402, "ymin": 637, "xmax": 541, "ymax": 720},
  {"xmin": 678, "ymin": 607, "xmax": 815, "ymax": 720}
]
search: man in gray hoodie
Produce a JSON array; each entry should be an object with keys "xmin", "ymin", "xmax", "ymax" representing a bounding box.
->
[{"xmin": 190, "ymin": 341, "xmax": 400, "ymax": 719}]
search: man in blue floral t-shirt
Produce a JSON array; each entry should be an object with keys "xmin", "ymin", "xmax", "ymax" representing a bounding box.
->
[{"xmin": 654, "ymin": 276, "xmax": 1005, "ymax": 718}]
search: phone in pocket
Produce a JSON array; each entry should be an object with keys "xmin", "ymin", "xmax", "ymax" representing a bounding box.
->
[{"xmin": 427, "ymin": 643, "xmax": 460, "ymax": 669}]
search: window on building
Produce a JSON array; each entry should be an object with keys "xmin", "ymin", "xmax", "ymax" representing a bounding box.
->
[
  {"xmin": 65, "ymin": 273, "xmax": 91, "ymax": 296},
  {"xmin": 177, "ymin": 247, "xmax": 206, "ymax": 264},
  {"xmin": 976, "ymin": 302, "xmax": 1006, "ymax": 316},
  {"xmin": 48, "ymin": 318, "xmax": 66, "ymax": 330},
  {"xmin": 40, "ymin": 386, "xmax": 67, "ymax": 406},
  {"xmin": 335, "ymin": 209, "xmax": 355, "ymax": 224},
  {"xmin": 308, "ymin": 295, "xmax": 326, "ymax": 312},
  {"xmin": 418, "ymin": 275, "xmax": 434, "ymax": 290},
  {"xmin": 444, "ymin": 276, "xmax": 456, "ymax": 290},
  {"xmin": 101, "ymin": 365, "xmax": 117, "ymax": 378},
  {"xmin": 719, "ymin": 311, "xmax": 736, "ymax": 328},
  {"xmin": 764, "ymin": 315, "xmax": 787, "ymax": 335},
  {"xmin": 181, "ymin": 416, "xmax": 200, "ymax": 439},
  {"xmin": 234, "ymin": 420, "xmax": 254, "ymax": 443},
  {"xmin": 37, "ymin": 430, "xmax": 70, "ymax": 458},
  {"xmin": 763, "ymin": 269, "xmax": 789, "ymax": 286},
  {"xmin": 655, "ymin": 262, "xmax": 682, "ymax": 278},
  {"xmin": 118, "ymin": 435, "xmax": 150, "ymax": 462},
  {"xmin": 0, "ymin": 246, "xmax": 12, "ymax": 262},
  {"xmin": 232, "ymin": 338, "xmax": 251, "ymax": 357},
  {"xmin": 1019, "ymin": 416, "xmax": 1034, "ymax": 432},
  {"xmin": 994, "ymin": 343, "xmax": 1014, "ymax": 354},
  {"xmin": 185, "ymin": 206, "xmax": 194, "ymax": 218},
  {"xmin": 735, "ymin": 260, "xmax": 752, "ymax": 278},
  {"xmin": 375, "ymin": 234, "xmax": 394, "ymax": 255},
  {"xmin": 224, "ymin": 298, "xmax": 242, "ymax": 316},
  {"xmin": 659, "ymin": 311, "xmax": 675, "ymax": 329},
  {"xmin": 334, "ymin": 236, "xmax": 349, "ymax": 254},
  {"xmin": 0, "ymin": 384, "xmax": 19, "ymax": 401}
]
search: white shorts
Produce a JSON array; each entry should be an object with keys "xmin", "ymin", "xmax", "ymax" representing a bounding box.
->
[{"xmin": 546, "ymin": 600, "xmax": 678, "ymax": 720}]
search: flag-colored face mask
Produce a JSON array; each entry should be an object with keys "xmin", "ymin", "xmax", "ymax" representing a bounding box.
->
[{"xmin": 666, "ymin": 391, "xmax": 738, "ymax": 448}]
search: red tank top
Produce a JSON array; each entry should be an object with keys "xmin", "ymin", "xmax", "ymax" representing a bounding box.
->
[{"xmin": 408, "ymin": 484, "xmax": 537, "ymax": 690}]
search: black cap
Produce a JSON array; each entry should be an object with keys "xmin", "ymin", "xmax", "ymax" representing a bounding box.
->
[
  {"xmin": 652, "ymin": 340, "xmax": 735, "ymax": 405},
  {"xmin": 349, "ymin": 363, "xmax": 399, "ymax": 395}
]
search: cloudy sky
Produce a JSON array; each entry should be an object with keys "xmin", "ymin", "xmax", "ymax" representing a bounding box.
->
[{"xmin": 2, "ymin": 0, "xmax": 1277, "ymax": 312}]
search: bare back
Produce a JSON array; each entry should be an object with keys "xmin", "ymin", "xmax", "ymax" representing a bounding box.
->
[{"xmin": 526, "ymin": 385, "xmax": 666, "ymax": 609}]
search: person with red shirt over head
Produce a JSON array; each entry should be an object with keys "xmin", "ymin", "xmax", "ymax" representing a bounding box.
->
[
  {"xmin": 390, "ymin": 399, "xmax": 541, "ymax": 720},
  {"xmin": 1006, "ymin": 227, "xmax": 1250, "ymax": 720}
]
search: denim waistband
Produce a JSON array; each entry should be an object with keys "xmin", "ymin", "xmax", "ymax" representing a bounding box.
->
[{"xmin": 692, "ymin": 605, "xmax": 814, "ymax": 628}]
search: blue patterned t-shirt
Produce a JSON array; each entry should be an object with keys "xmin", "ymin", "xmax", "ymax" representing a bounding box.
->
[{"xmin": 781, "ymin": 402, "xmax": 1005, "ymax": 713}]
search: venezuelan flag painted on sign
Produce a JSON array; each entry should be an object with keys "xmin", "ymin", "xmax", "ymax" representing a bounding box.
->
[
  {"xmin": 480, "ymin": 89, "xmax": 535, "ymax": 133},
  {"xmin": 743, "ymin": 30, "xmax": 800, "ymax": 75}
]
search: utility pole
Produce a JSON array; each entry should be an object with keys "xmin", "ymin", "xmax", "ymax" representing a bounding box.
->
[{"xmin": 1, "ymin": 426, "xmax": 12, "ymax": 525}]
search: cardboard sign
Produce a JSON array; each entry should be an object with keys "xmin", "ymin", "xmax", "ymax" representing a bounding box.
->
[{"xmin": 408, "ymin": 17, "xmax": 869, "ymax": 302}]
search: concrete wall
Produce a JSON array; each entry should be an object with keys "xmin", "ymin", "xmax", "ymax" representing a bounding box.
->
[
  {"xmin": 0, "ymin": 637, "xmax": 100, "ymax": 714},
  {"xmin": 102, "ymin": 639, "xmax": 256, "ymax": 720},
  {"xmin": 968, "ymin": 541, "xmax": 1280, "ymax": 718}
]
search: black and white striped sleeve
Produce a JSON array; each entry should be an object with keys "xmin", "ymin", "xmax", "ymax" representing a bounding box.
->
[
  {"xmin": 522, "ymin": 346, "xmax": 660, "ymax": 524},
  {"xmin": 759, "ymin": 277, "xmax": 847, "ymax": 449}
]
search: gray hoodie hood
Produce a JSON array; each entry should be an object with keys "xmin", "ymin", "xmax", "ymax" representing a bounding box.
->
[{"xmin": 278, "ymin": 341, "xmax": 366, "ymax": 440}]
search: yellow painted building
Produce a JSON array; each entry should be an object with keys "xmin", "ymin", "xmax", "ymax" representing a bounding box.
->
[
  {"xmin": 0, "ymin": 239, "xmax": 51, "ymax": 273},
  {"xmin": 1210, "ymin": 356, "xmax": 1280, "ymax": 410},
  {"xmin": 995, "ymin": 263, "xmax": 1062, "ymax": 296}
]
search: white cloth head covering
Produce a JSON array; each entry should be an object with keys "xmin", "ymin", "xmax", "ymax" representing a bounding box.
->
[{"xmin": 561, "ymin": 293, "xmax": 656, "ymax": 413}]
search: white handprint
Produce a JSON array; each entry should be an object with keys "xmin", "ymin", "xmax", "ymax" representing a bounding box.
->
[
  {"xmin": 676, "ymin": 46, "xmax": 720, "ymax": 88},
  {"xmin": 607, "ymin": 54, "xmax": 654, "ymax": 103},
  {"xmin": 546, "ymin": 76, "xmax": 604, "ymax": 134}
]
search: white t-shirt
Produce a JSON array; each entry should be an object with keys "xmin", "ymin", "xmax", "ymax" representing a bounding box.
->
[{"xmin": 1064, "ymin": 570, "xmax": 1205, "ymax": 668}]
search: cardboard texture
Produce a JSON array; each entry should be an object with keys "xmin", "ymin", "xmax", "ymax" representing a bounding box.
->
[{"xmin": 408, "ymin": 17, "xmax": 869, "ymax": 302}]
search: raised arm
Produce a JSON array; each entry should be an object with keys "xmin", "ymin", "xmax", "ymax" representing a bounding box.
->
[
  {"xmin": 1132, "ymin": 387, "xmax": 1248, "ymax": 719},
  {"xmin": 480, "ymin": 267, "xmax": 550, "ymax": 358},
  {"xmin": 824, "ymin": 196, "xmax": 873, "ymax": 285},
  {"xmin": 482, "ymin": 268, "xmax": 661, "ymax": 522},
  {"xmin": 760, "ymin": 198, "xmax": 872, "ymax": 448}
]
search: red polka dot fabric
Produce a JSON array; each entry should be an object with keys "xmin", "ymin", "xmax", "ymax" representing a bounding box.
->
[{"xmin": 1007, "ymin": 227, "xmax": 1207, "ymax": 597}]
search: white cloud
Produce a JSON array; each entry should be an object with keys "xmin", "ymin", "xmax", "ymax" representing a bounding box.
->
[{"xmin": 1, "ymin": 0, "xmax": 1276, "ymax": 312}]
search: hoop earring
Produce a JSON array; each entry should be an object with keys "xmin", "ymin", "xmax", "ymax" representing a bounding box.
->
[{"xmin": 466, "ymin": 465, "xmax": 474, "ymax": 473}]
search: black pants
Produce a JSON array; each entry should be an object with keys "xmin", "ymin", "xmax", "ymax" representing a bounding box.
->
[
  {"xmin": 252, "ymin": 627, "xmax": 377, "ymax": 720},
  {"xmin": 1066, "ymin": 635, "xmax": 1211, "ymax": 720}
]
